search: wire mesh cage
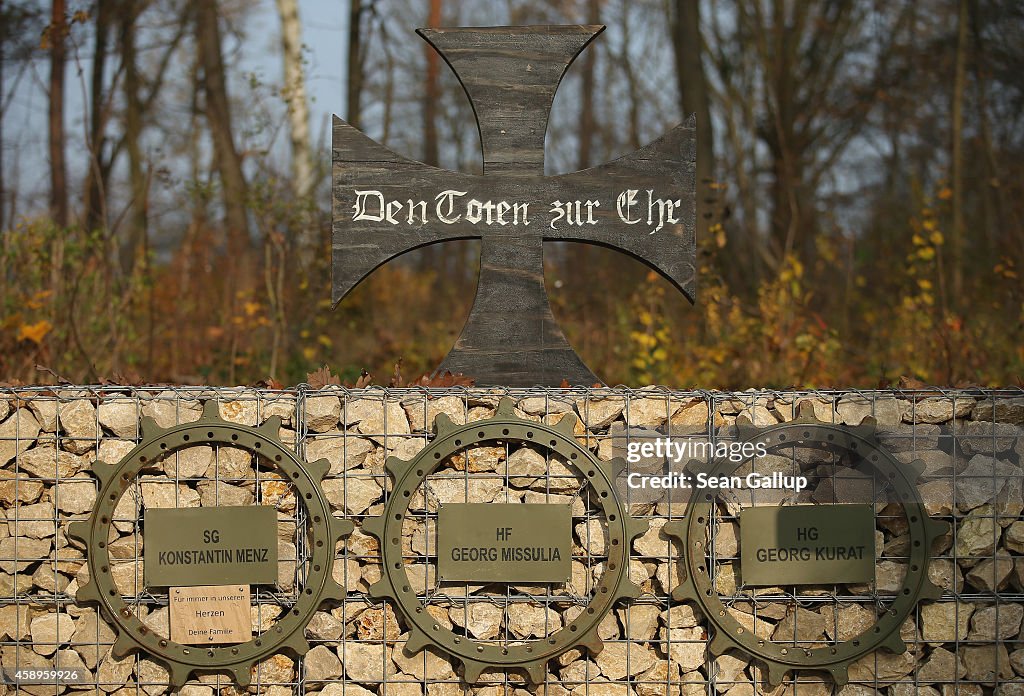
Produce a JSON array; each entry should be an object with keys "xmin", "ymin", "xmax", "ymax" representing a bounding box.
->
[{"xmin": 1, "ymin": 386, "xmax": 1022, "ymax": 695}]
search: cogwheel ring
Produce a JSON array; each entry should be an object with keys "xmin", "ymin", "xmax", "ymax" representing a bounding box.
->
[
  {"xmin": 68, "ymin": 400, "xmax": 353, "ymax": 688},
  {"xmin": 362, "ymin": 397, "xmax": 648, "ymax": 684},
  {"xmin": 664, "ymin": 404, "xmax": 948, "ymax": 687}
]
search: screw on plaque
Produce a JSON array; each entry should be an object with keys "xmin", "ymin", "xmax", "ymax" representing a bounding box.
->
[
  {"xmin": 67, "ymin": 400, "xmax": 354, "ymax": 687},
  {"xmin": 362, "ymin": 398, "xmax": 648, "ymax": 683},
  {"xmin": 663, "ymin": 404, "xmax": 947, "ymax": 686}
]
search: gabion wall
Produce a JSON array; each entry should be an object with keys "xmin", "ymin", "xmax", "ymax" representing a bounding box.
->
[{"xmin": 1, "ymin": 386, "xmax": 1022, "ymax": 696}]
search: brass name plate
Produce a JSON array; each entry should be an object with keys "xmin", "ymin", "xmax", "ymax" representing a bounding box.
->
[
  {"xmin": 169, "ymin": 585, "xmax": 252, "ymax": 644},
  {"xmin": 740, "ymin": 505, "xmax": 875, "ymax": 586},
  {"xmin": 438, "ymin": 503, "xmax": 571, "ymax": 583},
  {"xmin": 144, "ymin": 507, "xmax": 278, "ymax": 587}
]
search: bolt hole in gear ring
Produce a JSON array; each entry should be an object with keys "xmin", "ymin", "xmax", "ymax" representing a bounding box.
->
[
  {"xmin": 67, "ymin": 400, "xmax": 353, "ymax": 688},
  {"xmin": 362, "ymin": 397, "xmax": 648, "ymax": 684},
  {"xmin": 663, "ymin": 403, "xmax": 948, "ymax": 687}
]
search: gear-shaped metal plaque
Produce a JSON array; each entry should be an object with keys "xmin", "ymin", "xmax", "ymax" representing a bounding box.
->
[
  {"xmin": 664, "ymin": 404, "xmax": 948, "ymax": 686},
  {"xmin": 68, "ymin": 400, "xmax": 353, "ymax": 687},
  {"xmin": 362, "ymin": 397, "xmax": 648, "ymax": 683}
]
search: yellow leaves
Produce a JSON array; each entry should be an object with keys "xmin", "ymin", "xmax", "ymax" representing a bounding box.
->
[
  {"xmin": 916, "ymin": 246, "xmax": 935, "ymax": 261},
  {"xmin": 929, "ymin": 231, "xmax": 944, "ymax": 246},
  {"xmin": 937, "ymin": 186, "xmax": 953, "ymax": 201},
  {"xmin": 25, "ymin": 290, "xmax": 52, "ymax": 311},
  {"xmin": 18, "ymin": 320, "xmax": 52, "ymax": 345},
  {"xmin": 917, "ymin": 279, "xmax": 933, "ymax": 291},
  {"xmin": 243, "ymin": 301, "xmax": 262, "ymax": 317}
]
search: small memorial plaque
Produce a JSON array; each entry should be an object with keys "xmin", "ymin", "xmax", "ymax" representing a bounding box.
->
[
  {"xmin": 740, "ymin": 505, "xmax": 875, "ymax": 586},
  {"xmin": 144, "ymin": 507, "xmax": 278, "ymax": 587},
  {"xmin": 169, "ymin": 585, "xmax": 252, "ymax": 644},
  {"xmin": 438, "ymin": 503, "xmax": 571, "ymax": 583}
]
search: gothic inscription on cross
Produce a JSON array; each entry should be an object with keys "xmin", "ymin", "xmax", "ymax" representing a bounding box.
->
[{"xmin": 332, "ymin": 25, "xmax": 696, "ymax": 386}]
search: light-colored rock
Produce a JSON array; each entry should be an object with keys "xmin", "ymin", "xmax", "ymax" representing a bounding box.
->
[
  {"xmin": 958, "ymin": 420, "xmax": 1021, "ymax": 456},
  {"xmin": 97, "ymin": 648, "xmax": 134, "ymax": 691},
  {"xmin": 140, "ymin": 393, "xmax": 202, "ymax": 429},
  {"xmin": 1010, "ymin": 648, "xmax": 1024, "ymax": 676},
  {"xmin": 339, "ymin": 640, "xmax": 396, "ymax": 683},
  {"xmin": 889, "ymin": 685, "xmax": 939, "ymax": 696},
  {"xmin": 7, "ymin": 501, "xmax": 56, "ymax": 538},
  {"xmin": 625, "ymin": 396, "xmax": 680, "ymax": 427},
  {"xmin": 451, "ymin": 445, "xmax": 505, "ymax": 473},
  {"xmin": 571, "ymin": 680, "xmax": 636, "ymax": 696},
  {"xmin": 355, "ymin": 603, "xmax": 401, "ymax": 641},
  {"xmin": 1003, "ymin": 522, "xmax": 1024, "ymax": 552},
  {"xmin": 0, "ymin": 470, "xmax": 45, "ymax": 505},
  {"xmin": 251, "ymin": 653, "xmax": 294, "ymax": 684},
  {"xmin": 17, "ymin": 445, "xmax": 83, "ymax": 479},
  {"xmin": 576, "ymin": 397, "xmax": 625, "ymax": 429},
  {"xmin": 593, "ymin": 641, "xmax": 656, "ymax": 679},
  {"xmin": 71, "ymin": 609, "xmax": 116, "ymax": 668},
  {"xmin": 196, "ymin": 480, "xmax": 252, "ymax": 507},
  {"xmin": 823, "ymin": 603, "xmax": 875, "ymax": 641},
  {"xmin": 0, "ymin": 536, "xmax": 51, "ymax": 572},
  {"xmin": 847, "ymin": 649, "xmax": 915, "ymax": 681},
  {"xmin": 321, "ymin": 685, "xmax": 376, "ymax": 696},
  {"xmin": 966, "ymin": 552, "xmax": 1015, "ymax": 592},
  {"xmin": 737, "ymin": 404, "xmax": 778, "ymax": 426},
  {"xmin": 956, "ymin": 455, "xmax": 1017, "ymax": 511},
  {"xmin": 616, "ymin": 604, "xmax": 660, "ymax": 640},
  {"xmin": 955, "ymin": 505, "xmax": 999, "ymax": 559},
  {"xmin": 391, "ymin": 641, "xmax": 453, "ymax": 680},
  {"xmin": 962, "ymin": 644, "xmax": 1013, "ymax": 684},
  {"xmin": 27, "ymin": 399, "xmax": 58, "ymax": 432},
  {"xmin": 772, "ymin": 607, "xmax": 826, "ymax": 642},
  {"xmin": 135, "ymin": 656, "xmax": 170, "ymax": 695},
  {"xmin": 904, "ymin": 397, "xmax": 974, "ymax": 423},
  {"xmin": 575, "ymin": 518, "xmax": 606, "ymax": 555},
  {"xmin": 972, "ymin": 398, "xmax": 1024, "ymax": 424},
  {"xmin": 403, "ymin": 396, "xmax": 467, "ymax": 432},
  {"xmin": 449, "ymin": 602, "xmax": 502, "ymax": 640},
  {"xmin": 305, "ymin": 394, "xmax": 341, "ymax": 433},
  {"xmin": 428, "ymin": 476, "xmax": 503, "ymax": 504},
  {"xmin": 162, "ymin": 445, "xmax": 214, "ymax": 479},
  {"xmin": 633, "ymin": 518, "xmax": 680, "ymax": 558},
  {"xmin": 659, "ymin": 625, "xmax": 705, "ymax": 671},
  {"xmin": 307, "ymin": 433, "xmax": 373, "ymax": 475},
  {"xmin": 141, "ymin": 480, "xmax": 201, "ymax": 508},
  {"xmin": 322, "ymin": 476, "xmax": 383, "ymax": 514},
  {"xmin": 54, "ymin": 480, "xmax": 97, "ymax": 514},
  {"xmin": 837, "ymin": 396, "xmax": 906, "ymax": 426},
  {"xmin": 660, "ymin": 603, "xmax": 703, "ymax": 629},
  {"xmin": 97, "ymin": 399, "xmax": 138, "ymax": 438},
  {"xmin": 345, "ymin": 398, "xmax": 411, "ymax": 442},
  {"xmin": 217, "ymin": 397, "xmax": 259, "ymax": 426},
  {"xmin": 303, "ymin": 644, "xmax": 343, "ymax": 682},
  {"xmin": 201, "ymin": 446, "xmax": 253, "ymax": 480},
  {"xmin": 920, "ymin": 601, "xmax": 973, "ymax": 643},
  {"xmin": 31, "ymin": 613, "xmax": 76, "ymax": 656},
  {"xmin": 507, "ymin": 603, "xmax": 560, "ymax": 638},
  {"xmin": 57, "ymin": 399, "xmax": 98, "ymax": 453},
  {"xmin": 0, "ymin": 604, "xmax": 31, "ymax": 640},
  {"xmin": 968, "ymin": 603, "xmax": 1023, "ymax": 640},
  {"xmin": 917, "ymin": 646, "xmax": 966, "ymax": 683}
]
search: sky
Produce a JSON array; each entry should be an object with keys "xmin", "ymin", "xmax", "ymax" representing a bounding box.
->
[{"xmin": 0, "ymin": 0, "xmax": 355, "ymax": 218}]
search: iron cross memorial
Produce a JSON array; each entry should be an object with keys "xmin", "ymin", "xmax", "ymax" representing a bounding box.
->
[{"xmin": 332, "ymin": 25, "xmax": 696, "ymax": 386}]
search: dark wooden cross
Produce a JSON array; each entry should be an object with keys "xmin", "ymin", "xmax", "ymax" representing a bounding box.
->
[{"xmin": 332, "ymin": 25, "xmax": 696, "ymax": 386}]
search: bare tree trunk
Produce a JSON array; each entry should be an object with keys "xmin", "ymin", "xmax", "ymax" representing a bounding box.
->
[
  {"xmin": 422, "ymin": 0, "xmax": 442, "ymax": 167},
  {"xmin": 194, "ymin": 0, "xmax": 250, "ymax": 265},
  {"xmin": 120, "ymin": 0, "xmax": 148, "ymax": 275},
  {"xmin": 276, "ymin": 0, "xmax": 313, "ymax": 199},
  {"xmin": 84, "ymin": 0, "xmax": 111, "ymax": 232},
  {"xmin": 950, "ymin": 0, "xmax": 968, "ymax": 303},
  {"xmin": 577, "ymin": 0, "xmax": 599, "ymax": 171},
  {"xmin": 671, "ymin": 0, "xmax": 713, "ymax": 239},
  {"xmin": 346, "ymin": 0, "xmax": 365, "ymax": 130},
  {"xmin": 48, "ymin": 0, "xmax": 67, "ymax": 229}
]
